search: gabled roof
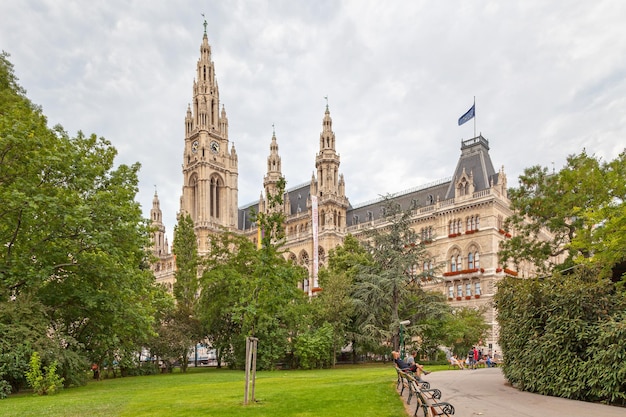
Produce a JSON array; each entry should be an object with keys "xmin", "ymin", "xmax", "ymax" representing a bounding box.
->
[{"xmin": 444, "ymin": 136, "xmax": 498, "ymax": 200}]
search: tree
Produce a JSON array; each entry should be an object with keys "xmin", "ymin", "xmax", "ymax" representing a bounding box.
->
[
  {"xmin": 312, "ymin": 235, "xmax": 372, "ymax": 364},
  {"xmin": 499, "ymin": 150, "xmax": 625, "ymax": 278},
  {"xmin": 198, "ymin": 178, "xmax": 308, "ymax": 370},
  {"xmin": 170, "ymin": 213, "xmax": 202, "ymax": 372},
  {"xmin": 570, "ymin": 151, "xmax": 626, "ymax": 282},
  {"xmin": 173, "ymin": 214, "xmax": 200, "ymax": 312},
  {"xmin": 352, "ymin": 197, "xmax": 433, "ymax": 353},
  {"xmin": 1, "ymin": 52, "xmax": 158, "ymax": 389},
  {"xmin": 440, "ymin": 307, "xmax": 489, "ymax": 358}
]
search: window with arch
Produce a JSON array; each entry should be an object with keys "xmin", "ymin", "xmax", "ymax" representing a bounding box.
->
[
  {"xmin": 421, "ymin": 226, "xmax": 433, "ymax": 241},
  {"xmin": 299, "ymin": 250, "xmax": 309, "ymax": 266},
  {"xmin": 468, "ymin": 246, "xmax": 480, "ymax": 269},
  {"xmin": 466, "ymin": 215, "xmax": 480, "ymax": 231},
  {"xmin": 209, "ymin": 175, "xmax": 222, "ymax": 218},
  {"xmin": 318, "ymin": 246, "xmax": 326, "ymax": 264},
  {"xmin": 449, "ymin": 219, "xmax": 462, "ymax": 235},
  {"xmin": 450, "ymin": 249, "xmax": 462, "ymax": 272}
]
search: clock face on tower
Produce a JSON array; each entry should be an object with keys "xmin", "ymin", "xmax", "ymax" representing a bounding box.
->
[
  {"xmin": 210, "ymin": 140, "xmax": 219, "ymax": 154},
  {"xmin": 191, "ymin": 140, "xmax": 199, "ymax": 154}
]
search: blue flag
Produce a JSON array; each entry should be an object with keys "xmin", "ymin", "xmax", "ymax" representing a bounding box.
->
[{"xmin": 458, "ymin": 104, "xmax": 475, "ymax": 126}]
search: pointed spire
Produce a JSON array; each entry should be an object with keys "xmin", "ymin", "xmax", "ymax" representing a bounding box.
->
[{"xmin": 266, "ymin": 127, "xmax": 281, "ymax": 174}]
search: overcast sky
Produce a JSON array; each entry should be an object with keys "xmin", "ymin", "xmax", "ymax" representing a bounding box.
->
[{"xmin": 2, "ymin": 1, "xmax": 625, "ymax": 239}]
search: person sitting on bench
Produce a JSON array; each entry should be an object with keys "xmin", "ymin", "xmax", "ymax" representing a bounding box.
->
[{"xmin": 392, "ymin": 351, "xmax": 431, "ymax": 378}]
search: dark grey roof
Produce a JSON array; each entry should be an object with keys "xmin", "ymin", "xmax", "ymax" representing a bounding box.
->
[
  {"xmin": 444, "ymin": 135, "xmax": 497, "ymax": 200},
  {"xmin": 345, "ymin": 179, "xmax": 450, "ymax": 226},
  {"xmin": 238, "ymin": 135, "xmax": 500, "ymax": 230},
  {"xmin": 285, "ymin": 182, "xmax": 311, "ymax": 216}
]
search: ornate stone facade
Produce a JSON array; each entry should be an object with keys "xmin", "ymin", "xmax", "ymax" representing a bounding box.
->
[{"xmin": 149, "ymin": 30, "xmax": 537, "ymax": 353}]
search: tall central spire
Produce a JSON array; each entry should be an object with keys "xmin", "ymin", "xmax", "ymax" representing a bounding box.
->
[{"xmin": 179, "ymin": 24, "xmax": 239, "ymax": 253}]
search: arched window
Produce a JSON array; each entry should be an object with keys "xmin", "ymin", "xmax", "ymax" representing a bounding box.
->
[
  {"xmin": 210, "ymin": 176, "xmax": 222, "ymax": 218},
  {"xmin": 318, "ymin": 246, "xmax": 326, "ymax": 264},
  {"xmin": 450, "ymin": 255, "xmax": 457, "ymax": 272},
  {"xmin": 468, "ymin": 252, "xmax": 475, "ymax": 269},
  {"xmin": 300, "ymin": 250, "xmax": 309, "ymax": 266}
]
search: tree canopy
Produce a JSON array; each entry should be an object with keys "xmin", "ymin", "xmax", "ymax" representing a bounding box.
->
[
  {"xmin": 499, "ymin": 149, "xmax": 626, "ymax": 280},
  {"xmin": 0, "ymin": 52, "xmax": 158, "ymax": 393}
]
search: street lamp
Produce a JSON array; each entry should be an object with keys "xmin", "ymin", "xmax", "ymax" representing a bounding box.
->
[{"xmin": 399, "ymin": 320, "xmax": 411, "ymax": 359}]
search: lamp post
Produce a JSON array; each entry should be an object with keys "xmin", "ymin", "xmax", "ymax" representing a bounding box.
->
[{"xmin": 399, "ymin": 320, "xmax": 411, "ymax": 359}]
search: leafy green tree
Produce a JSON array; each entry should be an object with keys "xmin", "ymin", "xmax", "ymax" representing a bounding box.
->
[
  {"xmin": 499, "ymin": 150, "xmax": 624, "ymax": 278},
  {"xmin": 170, "ymin": 213, "xmax": 202, "ymax": 372},
  {"xmin": 1, "ymin": 52, "xmax": 157, "ymax": 387},
  {"xmin": 570, "ymin": 150, "xmax": 626, "ymax": 281},
  {"xmin": 440, "ymin": 307, "xmax": 489, "ymax": 358},
  {"xmin": 404, "ymin": 289, "xmax": 454, "ymax": 359},
  {"xmin": 173, "ymin": 214, "xmax": 200, "ymax": 312},
  {"xmin": 312, "ymin": 235, "xmax": 372, "ymax": 364},
  {"xmin": 198, "ymin": 178, "xmax": 308, "ymax": 370}
]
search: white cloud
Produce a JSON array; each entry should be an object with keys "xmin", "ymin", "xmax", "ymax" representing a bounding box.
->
[{"xmin": 2, "ymin": 0, "xmax": 625, "ymax": 239}]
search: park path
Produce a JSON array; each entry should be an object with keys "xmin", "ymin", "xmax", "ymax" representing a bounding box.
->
[{"xmin": 397, "ymin": 367, "xmax": 625, "ymax": 417}]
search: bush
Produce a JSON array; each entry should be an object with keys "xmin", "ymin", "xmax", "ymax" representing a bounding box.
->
[
  {"xmin": 495, "ymin": 267, "xmax": 626, "ymax": 405},
  {"xmin": 25, "ymin": 352, "xmax": 64, "ymax": 395},
  {"xmin": 294, "ymin": 323, "xmax": 334, "ymax": 369}
]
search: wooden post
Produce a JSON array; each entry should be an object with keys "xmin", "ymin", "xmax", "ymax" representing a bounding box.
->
[
  {"xmin": 244, "ymin": 337, "xmax": 258, "ymax": 405},
  {"xmin": 244, "ymin": 337, "xmax": 250, "ymax": 405},
  {"xmin": 250, "ymin": 338, "xmax": 258, "ymax": 403}
]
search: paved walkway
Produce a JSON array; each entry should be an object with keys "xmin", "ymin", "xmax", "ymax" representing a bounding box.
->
[{"xmin": 397, "ymin": 367, "xmax": 625, "ymax": 417}]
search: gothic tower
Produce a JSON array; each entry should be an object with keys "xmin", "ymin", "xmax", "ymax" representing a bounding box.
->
[
  {"xmin": 150, "ymin": 190, "xmax": 168, "ymax": 256},
  {"xmin": 311, "ymin": 104, "xmax": 349, "ymax": 231},
  {"xmin": 179, "ymin": 23, "xmax": 239, "ymax": 253},
  {"xmin": 260, "ymin": 128, "xmax": 285, "ymax": 214}
]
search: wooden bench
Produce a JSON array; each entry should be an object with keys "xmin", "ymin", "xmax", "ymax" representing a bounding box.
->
[
  {"xmin": 396, "ymin": 367, "xmax": 430, "ymax": 397},
  {"xmin": 400, "ymin": 370, "xmax": 455, "ymax": 417}
]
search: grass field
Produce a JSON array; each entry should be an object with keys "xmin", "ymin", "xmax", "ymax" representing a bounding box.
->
[{"xmin": 2, "ymin": 363, "xmax": 450, "ymax": 417}]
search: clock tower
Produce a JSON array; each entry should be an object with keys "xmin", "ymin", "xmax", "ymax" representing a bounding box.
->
[{"xmin": 179, "ymin": 24, "xmax": 239, "ymax": 253}]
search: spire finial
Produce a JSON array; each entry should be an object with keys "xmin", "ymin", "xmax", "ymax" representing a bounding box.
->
[
  {"xmin": 201, "ymin": 13, "xmax": 207, "ymax": 34},
  {"xmin": 324, "ymin": 95, "xmax": 329, "ymax": 111},
  {"xmin": 272, "ymin": 123, "xmax": 275, "ymax": 136}
]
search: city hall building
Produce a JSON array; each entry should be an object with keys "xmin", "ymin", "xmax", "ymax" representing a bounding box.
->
[{"xmin": 149, "ymin": 27, "xmax": 535, "ymax": 353}]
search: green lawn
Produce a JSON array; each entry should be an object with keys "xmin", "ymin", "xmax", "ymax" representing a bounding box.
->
[{"xmin": 1, "ymin": 363, "xmax": 436, "ymax": 417}]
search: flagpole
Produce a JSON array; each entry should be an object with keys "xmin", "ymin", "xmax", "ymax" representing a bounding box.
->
[{"xmin": 473, "ymin": 96, "xmax": 476, "ymax": 138}]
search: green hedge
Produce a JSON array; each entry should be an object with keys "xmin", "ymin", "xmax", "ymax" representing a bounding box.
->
[{"xmin": 494, "ymin": 268, "xmax": 626, "ymax": 405}]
